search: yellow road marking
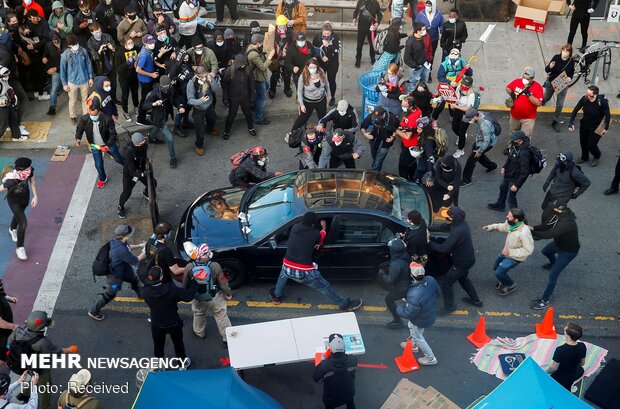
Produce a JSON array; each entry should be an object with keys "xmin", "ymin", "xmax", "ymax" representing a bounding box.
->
[
  {"xmin": 594, "ymin": 316, "xmax": 617, "ymax": 321},
  {"xmin": 247, "ymin": 301, "xmax": 312, "ymax": 309},
  {"xmin": 115, "ymin": 296, "xmax": 240, "ymax": 307},
  {"xmin": 559, "ymin": 314, "xmax": 583, "ymax": 319}
]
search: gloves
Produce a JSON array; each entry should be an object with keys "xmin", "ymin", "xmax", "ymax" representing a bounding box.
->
[
  {"xmin": 428, "ymin": 156, "xmax": 435, "ymax": 164},
  {"xmin": 431, "ymin": 97, "xmax": 442, "ymax": 104},
  {"xmin": 587, "ymin": 8, "xmax": 594, "ymax": 13},
  {"xmin": 510, "ymin": 91, "xmax": 516, "ymax": 100},
  {"xmin": 69, "ymin": 345, "xmax": 78, "ymax": 353},
  {"xmin": 522, "ymin": 89, "xmax": 532, "ymax": 97},
  {"xmin": 543, "ymin": 182, "xmax": 549, "ymax": 192}
]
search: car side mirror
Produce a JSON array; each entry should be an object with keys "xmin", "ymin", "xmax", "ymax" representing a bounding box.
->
[{"xmin": 268, "ymin": 239, "xmax": 277, "ymax": 250}]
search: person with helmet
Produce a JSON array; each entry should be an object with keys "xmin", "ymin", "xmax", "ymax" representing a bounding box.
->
[
  {"xmin": 298, "ymin": 125, "xmax": 324, "ymax": 169},
  {"xmin": 397, "ymin": 262, "xmax": 441, "ymax": 366},
  {"xmin": 229, "ymin": 146, "xmax": 283, "ymax": 188},
  {"xmin": 276, "ymin": 0, "xmax": 308, "ymax": 34},
  {"xmin": 269, "ymin": 14, "xmax": 294, "ymax": 100},
  {"xmin": 318, "ymin": 128, "xmax": 365, "ymax": 169},
  {"xmin": 57, "ymin": 369, "xmax": 103, "ymax": 409},
  {"xmin": 141, "ymin": 263, "xmax": 197, "ymax": 366},
  {"xmin": 88, "ymin": 224, "xmax": 146, "ymax": 320},
  {"xmin": 395, "ymin": 96, "xmax": 423, "ymax": 181},
  {"xmin": 182, "ymin": 242, "xmax": 233, "ymax": 344},
  {"xmin": 7, "ymin": 311, "xmax": 78, "ymax": 409},
  {"xmin": 0, "ymin": 280, "xmax": 18, "ymax": 368},
  {"xmin": 0, "ymin": 66, "xmax": 24, "ymax": 141},
  {"xmin": 143, "ymin": 222, "xmax": 186, "ymax": 284},
  {"xmin": 117, "ymin": 132, "xmax": 157, "ymax": 219},
  {"xmin": 0, "ymin": 371, "xmax": 40, "ymax": 409}
]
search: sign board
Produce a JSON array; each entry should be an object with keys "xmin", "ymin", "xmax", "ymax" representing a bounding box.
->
[
  {"xmin": 550, "ymin": 74, "xmax": 571, "ymax": 93},
  {"xmin": 437, "ymin": 83, "xmax": 458, "ymax": 103},
  {"xmin": 608, "ymin": 5, "xmax": 620, "ymax": 22},
  {"xmin": 263, "ymin": 24, "xmax": 275, "ymax": 54}
]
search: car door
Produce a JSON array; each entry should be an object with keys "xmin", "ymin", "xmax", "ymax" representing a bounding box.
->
[
  {"xmin": 251, "ymin": 225, "xmax": 293, "ymax": 279},
  {"xmin": 318, "ymin": 214, "xmax": 394, "ymax": 280}
]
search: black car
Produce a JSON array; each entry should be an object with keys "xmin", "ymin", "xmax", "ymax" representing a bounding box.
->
[{"xmin": 175, "ymin": 169, "xmax": 450, "ymax": 288}]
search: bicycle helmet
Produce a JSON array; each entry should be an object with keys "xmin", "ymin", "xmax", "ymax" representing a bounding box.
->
[
  {"xmin": 0, "ymin": 374, "xmax": 10, "ymax": 395},
  {"xmin": 27, "ymin": 310, "xmax": 53, "ymax": 332},
  {"xmin": 251, "ymin": 146, "xmax": 267, "ymax": 158}
]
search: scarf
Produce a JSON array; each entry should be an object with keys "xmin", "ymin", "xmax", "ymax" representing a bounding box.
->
[
  {"xmin": 3, "ymin": 168, "xmax": 31, "ymax": 183},
  {"xmin": 508, "ymin": 221, "xmax": 523, "ymax": 232},
  {"xmin": 298, "ymin": 44, "xmax": 309, "ymax": 55}
]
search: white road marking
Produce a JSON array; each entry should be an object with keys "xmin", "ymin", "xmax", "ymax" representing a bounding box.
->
[{"xmin": 32, "ymin": 155, "xmax": 96, "ymax": 313}]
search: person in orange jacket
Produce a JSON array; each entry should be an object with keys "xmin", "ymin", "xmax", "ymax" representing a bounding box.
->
[{"xmin": 276, "ymin": 0, "xmax": 307, "ymax": 34}]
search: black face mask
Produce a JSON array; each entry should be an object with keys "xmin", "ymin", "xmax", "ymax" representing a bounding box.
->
[
  {"xmin": 161, "ymin": 86, "xmax": 170, "ymax": 93},
  {"xmin": 135, "ymin": 144, "xmax": 147, "ymax": 151},
  {"xmin": 558, "ymin": 162, "xmax": 567, "ymax": 170},
  {"xmin": 506, "ymin": 218, "xmax": 517, "ymax": 226}
]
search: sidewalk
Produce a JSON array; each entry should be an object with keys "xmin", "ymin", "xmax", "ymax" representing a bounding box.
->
[{"xmin": 0, "ymin": 15, "xmax": 618, "ymax": 150}]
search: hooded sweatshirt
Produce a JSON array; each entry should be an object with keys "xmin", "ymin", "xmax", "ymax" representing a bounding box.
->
[
  {"xmin": 545, "ymin": 151, "xmax": 591, "ymax": 200},
  {"xmin": 380, "ymin": 238, "xmax": 412, "ymax": 291},
  {"xmin": 89, "ymin": 76, "xmax": 117, "ymax": 117},
  {"xmin": 95, "ymin": 0, "xmax": 117, "ymax": 36},
  {"xmin": 222, "ymin": 54, "xmax": 255, "ymax": 103},
  {"xmin": 141, "ymin": 280, "xmax": 197, "ymax": 327},
  {"xmin": 313, "ymin": 351, "xmax": 357, "ymax": 407},
  {"xmin": 503, "ymin": 137, "xmax": 531, "ymax": 188},
  {"xmin": 429, "ymin": 207, "xmax": 475, "ymax": 268},
  {"xmin": 414, "ymin": 0, "xmax": 444, "ymax": 43},
  {"xmin": 7, "ymin": 324, "xmax": 62, "ymax": 375},
  {"xmin": 397, "ymin": 275, "xmax": 440, "ymax": 328},
  {"xmin": 532, "ymin": 208, "xmax": 580, "ymax": 252}
]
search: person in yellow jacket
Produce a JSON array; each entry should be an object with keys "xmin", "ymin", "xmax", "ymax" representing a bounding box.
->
[
  {"xmin": 483, "ymin": 208, "xmax": 534, "ymax": 296},
  {"xmin": 276, "ymin": 0, "xmax": 308, "ymax": 34}
]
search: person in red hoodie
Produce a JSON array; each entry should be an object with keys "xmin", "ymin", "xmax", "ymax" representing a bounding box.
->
[{"xmin": 22, "ymin": 0, "xmax": 44, "ymax": 18}]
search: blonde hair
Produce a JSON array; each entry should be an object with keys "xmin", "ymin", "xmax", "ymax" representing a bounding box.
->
[{"xmin": 387, "ymin": 63, "xmax": 399, "ymax": 75}]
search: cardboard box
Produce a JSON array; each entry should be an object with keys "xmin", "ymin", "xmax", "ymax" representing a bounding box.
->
[
  {"xmin": 50, "ymin": 146, "xmax": 71, "ymax": 162},
  {"xmin": 263, "ymin": 24, "xmax": 275, "ymax": 55},
  {"xmin": 512, "ymin": 0, "xmax": 563, "ymax": 32},
  {"xmin": 380, "ymin": 379, "xmax": 460, "ymax": 409}
]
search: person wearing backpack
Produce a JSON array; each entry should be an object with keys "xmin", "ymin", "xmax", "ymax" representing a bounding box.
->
[
  {"xmin": 229, "ymin": 146, "xmax": 282, "ymax": 188},
  {"xmin": 352, "ymin": 0, "xmax": 382, "ymax": 68},
  {"xmin": 372, "ymin": 18, "xmax": 406, "ymax": 73},
  {"xmin": 461, "ymin": 108, "xmax": 498, "ymax": 186},
  {"xmin": 57, "ymin": 369, "xmax": 102, "ymax": 409},
  {"xmin": 7, "ymin": 311, "xmax": 77, "ymax": 409},
  {"xmin": 568, "ymin": 85, "xmax": 611, "ymax": 167},
  {"xmin": 88, "ymin": 224, "xmax": 146, "ymax": 320},
  {"xmin": 276, "ymin": 0, "xmax": 308, "ymax": 34},
  {"xmin": 0, "ymin": 280, "xmax": 18, "ymax": 368},
  {"xmin": 141, "ymin": 222, "xmax": 186, "ymax": 284},
  {"xmin": 0, "ymin": 371, "xmax": 40, "ymax": 409},
  {"xmin": 488, "ymin": 131, "xmax": 531, "ymax": 212},
  {"xmin": 542, "ymin": 151, "xmax": 590, "ymax": 213},
  {"xmin": 48, "ymin": 2, "xmax": 74, "ymax": 40},
  {"xmin": 182, "ymin": 242, "xmax": 232, "ymax": 344},
  {"xmin": 313, "ymin": 333, "xmax": 358, "ymax": 409},
  {"xmin": 222, "ymin": 54, "xmax": 256, "ymax": 141}
]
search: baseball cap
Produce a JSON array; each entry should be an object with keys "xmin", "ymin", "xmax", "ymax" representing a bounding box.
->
[
  {"xmin": 78, "ymin": 0, "xmax": 88, "ymax": 7},
  {"xmin": 114, "ymin": 224, "xmax": 134, "ymax": 238},
  {"xmin": 15, "ymin": 157, "xmax": 32, "ymax": 170},
  {"xmin": 296, "ymin": 32, "xmax": 306, "ymax": 41},
  {"xmin": 143, "ymin": 34, "xmax": 156, "ymax": 45},
  {"xmin": 69, "ymin": 369, "xmax": 92, "ymax": 393},
  {"xmin": 328, "ymin": 333, "xmax": 345, "ymax": 353},
  {"xmin": 524, "ymin": 67, "xmax": 535, "ymax": 78},
  {"xmin": 409, "ymin": 262, "xmax": 425, "ymax": 278},
  {"xmin": 511, "ymin": 130, "xmax": 526, "ymax": 141},
  {"xmin": 143, "ymin": 265, "xmax": 163, "ymax": 285},
  {"xmin": 461, "ymin": 76, "xmax": 473, "ymax": 87},
  {"xmin": 463, "ymin": 108, "xmax": 479, "ymax": 122}
]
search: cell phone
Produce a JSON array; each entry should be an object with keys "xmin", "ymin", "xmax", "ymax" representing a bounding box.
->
[{"xmin": 27, "ymin": 370, "xmax": 34, "ymax": 376}]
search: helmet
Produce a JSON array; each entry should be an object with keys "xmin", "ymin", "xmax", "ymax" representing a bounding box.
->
[
  {"xmin": 251, "ymin": 146, "xmax": 267, "ymax": 157},
  {"xmin": 0, "ymin": 66, "xmax": 9, "ymax": 79},
  {"xmin": 0, "ymin": 375, "xmax": 10, "ymax": 395},
  {"xmin": 183, "ymin": 241, "xmax": 197, "ymax": 260},
  {"xmin": 27, "ymin": 310, "xmax": 53, "ymax": 332},
  {"xmin": 408, "ymin": 146, "xmax": 422, "ymax": 158},
  {"xmin": 195, "ymin": 243, "xmax": 211, "ymax": 260},
  {"xmin": 276, "ymin": 15, "xmax": 288, "ymax": 26}
]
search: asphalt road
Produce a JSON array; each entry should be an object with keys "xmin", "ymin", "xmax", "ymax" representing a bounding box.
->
[{"xmin": 42, "ymin": 110, "xmax": 620, "ymax": 408}]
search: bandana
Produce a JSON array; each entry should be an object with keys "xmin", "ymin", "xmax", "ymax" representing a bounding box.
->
[
  {"xmin": 3, "ymin": 168, "xmax": 31, "ymax": 182},
  {"xmin": 508, "ymin": 221, "xmax": 523, "ymax": 232}
]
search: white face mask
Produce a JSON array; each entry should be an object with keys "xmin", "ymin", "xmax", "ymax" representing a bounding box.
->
[
  {"xmin": 308, "ymin": 67, "xmax": 317, "ymax": 75},
  {"xmin": 277, "ymin": 25, "xmax": 286, "ymax": 32},
  {"xmin": 296, "ymin": 41, "xmax": 305, "ymax": 48},
  {"xmin": 333, "ymin": 141, "xmax": 342, "ymax": 146},
  {"xmin": 146, "ymin": 43, "xmax": 155, "ymax": 50},
  {"xmin": 425, "ymin": 6, "xmax": 432, "ymax": 13},
  {"xmin": 522, "ymin": 78, "xmax": 530, "ymax": 86},
  {"xmin": 157, "ymin": 34, "xmax": 167, "ymax": 42},
  {"xmin": 197, "ymin": 79, "xmax": 205, "ymax": 85},
  {"xmin": 561, "ymin": 51, "xmax": 570, "ymax": 59},
  {"xmin": 126, "ymin": 44, "xmax": 134, "ymax": 50},
  {"xmin": 402, "ymin": 106, "xmax": 408, "ymax": 112},
  {"xmin": 103, "ymin": 85, "xmax": 111, "ymax": 92},
  {"xmin": 70, "ymin": 45, "xmax": 79, "ymax": 52},
  {"xmin": 257, "ymin": 159, "xmax": 266, "ymax": 166},
  {"xmin": 195, "ymin": 48, "xmax": 203, "ymax": 55},
  {"xmin": 24, "ymin": 0, "xmax": 32, "ymax": 5},
  {"xmin": 216, "ymin": 41, "xmax": 224, "ymax": 47},
  {"xmin": 105, "ymin": 0, "xmax": 112, "ymax": 4},
  {"xmin": 338, "ymin": 110, "xmax": 346, "ymax": 116},
  {"xmin": 448, "ymin": 18, "xmax": 456, "ymax": 23}
]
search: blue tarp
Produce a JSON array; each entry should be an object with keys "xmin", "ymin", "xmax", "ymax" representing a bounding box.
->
[
  {"xmin": 472, "ymin": 357, "xmax": 593, "ymax": 409},
  {"xmin": 132, "ymin": 368, "xmax": 284, "ymax": 409}
]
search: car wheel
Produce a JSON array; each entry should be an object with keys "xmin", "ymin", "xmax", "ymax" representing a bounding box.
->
[
  {"xmin": 218, "ymin": 259, "xmax": 248, "ymax": 289},
  {"xmin": 375, "ymin": 261, "xmax": 391, "ymax": 291}
]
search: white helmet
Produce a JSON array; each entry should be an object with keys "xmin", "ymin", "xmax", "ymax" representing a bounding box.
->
[
  {"xmin": 409, "ymin": 146, "xmax": 422, "ymax": 158},
  {"xmin": 0, "ymin": 66, "xmax": 9, "ymax": 80}
]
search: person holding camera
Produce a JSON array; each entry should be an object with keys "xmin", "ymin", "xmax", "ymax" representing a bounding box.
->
[
  {"xmin": 0, "ymin": 371, "xmax": 40, "ymax": 409},
  {"xmin": 395, "ymin": 96, "xmax": 423, "ymax": 181}
]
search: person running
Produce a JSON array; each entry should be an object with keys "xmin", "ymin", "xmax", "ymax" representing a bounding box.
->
[
  {"xmin": 541, "ymin": 151, "xmax": 590, "ymax": 212},
  {"xmin": 117, "ymin": 133, "xmax": 157, "ymax": 219},
  {"xmin": 89, "ymin": 224, "xmax": 145, "ymax": 320},
  {"xmin": 269, "ymin": 212, "xmax": 363, "ymax": 312},
  {"xmin": 546, "ymin": 322, "xmax": 586, "ymax": 391},
  {"xmin": 397, "ymin": 262, "xmax": 440, "ymax": 366},
  {"xmin": 543, "ymin": 44, "xmax": 575, "ymax": 133},
  {"xmin": 229, "ymin": 146, "xmax": 283, "ymax": 188},
  {"xmin": 1, "ymin": 158, "xmax": 38, "ymax": 261},
  {"xmin": 569, "ymin": 85, "xmax": 611, "ymax": 167},
  {"xmin": 483, "ymin": 208, "xmax": 534, "ymax": 296},
  {"xmin": 460, "ymin": 108, "xmax": 498, "ymax": 186}
]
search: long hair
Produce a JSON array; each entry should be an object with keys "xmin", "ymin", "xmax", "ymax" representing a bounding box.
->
[{"xmin": 302, "ymin": 57, "xmax": 325, "ymax": 86}]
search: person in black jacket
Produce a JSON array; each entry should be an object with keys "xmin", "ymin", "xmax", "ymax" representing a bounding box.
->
[
  {"xmin": 439, "ymin": 9, "xmax": 467, "ymax": 61},
  {"xmin": 143, "ymin": 75, "xmax": 182, "ymax": 168},
  {"xmin": 360, "ymin": 106, "xmax": 399, "ymax": 171},
  {"xmin": 401, "ymin": 210, "xmax": 428, "ymax": 264},
  {"xmin": 269, "ymin": 19, "xmax": 293, "ymax": 99},
  {"xmin": 283, "ymin": 32, "xmax": 314, "ymax": 87},
  {"xmin": 312, "ymin": 22, "xmax": 340, "ymax": 107},
  {"xmin": 543, "ymin": 44, "xmax": 575, "ymax": 132},
  {"xmin": 270, "ymin": 212, "xmax": 362, "ymax": 311},
  {"xmin": 222, "ymin": 54, "xmax": 256, "ymax": 140},
  {"xmin": 118, "ymin": 132, "xmax": 157, "ymax": 219},
  {"xmin": 352, "ymin": 0, "xmax": 382, "ymax": 68},
  {"xmin": 403, "ymin": 22, "xmax": 429, "ymax": 93},
  {"xmin": 429, "ymin": 207, "xmax": 482, "ymax": 315},
  {"xmin": 542, "ymin": 151, "xmax": 590, "ymax": 212},
  {"xmin": 318, "ymin": 129, "xmax": 365, "ymax": 169},
  {"xmin": 372, "ymin": 18, "xmax": 407, "ymax": 73},
  {"xmin": 426, "ymin": 155, "xmax": 461, "ymax": 212},
  {"xmin": 604, "ymin": 154, "xmax": 620, "ymax": 196},
  {"xmin": 295, "ymin": 125, "xmax": 324, "ymax": 169},
  {"xmin": 75, "ymin": 104, "xmax": 123, "ymax": 187},
  {"xmin": 42, "ymin": 31, "xmax": 64, "ymax": 116},
  {"xmin": 72, "ymin": 0, "xmax": 96, "ymax": 46},
  {"xmin": 141, "ymin": 264, "xmax": 196, "ymax": 365},
  {"xmin": 313, "ymin": 333, "xmax": 357, "ymax": 409},
  {"xmin": 229, "ymin": 146, "xmax": 282, "ymax": 188},
  {"xmin": 530, "ymin": 206, "xmax": 580, "ymax": 310},
  {"xmin": 167, "ymin": 50, "xmax": 193, "ymax": 135},
  {"xmin": 114, "ymin": 36, "xmax": 140, "ymax": 122},
  {"xmin": 379, "ymin": 237, "xmax": 411, "ymax": 328},
  {"xmin": 95, "ymin": 0, "xmax": 116, "ymax": 37},
  {"xmin": 567, "ymin": 0, "xmax": 599, "ymax": 51},
  {"xmin": 488, "ymin": 131, "xmax": 531, "ymax": 211},
  {"xmin": 317, "ymin": 100, "xmax": 360, "ymax": 134},
  {"xmin": 207, "ymin": 30, "xmax": 230, "ymax": 72},
  {"xmin": 569, "ymin": 85, "xmax": 611, "ymax": 167}
]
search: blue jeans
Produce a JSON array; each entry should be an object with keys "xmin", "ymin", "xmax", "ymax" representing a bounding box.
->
[
  {"xmin": 274, "ymin": 266, "xmax": 349, "ymax": 309},
  {"xmin": 493, "ymin": 254, "xmax": 521, "ymax": 287},
  {"xmin": 49, "ymin": 72, "xmax": 61, "ymax": 108},
  {"xmin": 408, "ymin": 321, "xmax": 434, "ymax": 361},
  {"xmin": 407, "ymin": 65, "xmax": 430, "ymax": 93},
  {"xmin": 541, "ymin": 242, "xmax": 579, "ymax": 301},
  {"xmin": 255, "ymin": 80, "xmax": 269, "ymax": 122},
  {"xmin": 496, "ymin": 178, "xmax": 519, "ymax": 209},
  {"xmin": 92, "ymin": 143, "xmax": 124, "ymax": 182},
  {"xmin": 150, "ymin": 125, "xmax": 176, "ymax": 160},
  {"xmin": 370, "ymin": 140, "xmax": 390, "ymax": 171}
]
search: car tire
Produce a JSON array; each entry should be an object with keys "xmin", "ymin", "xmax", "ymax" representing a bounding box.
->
[
  {"xmin": 218, "ymin": 259, "xmax": 248, "ymax": 289},
  {"xmin": 375, "ymin": 261, "xmax": 391, "ymax": 291}
]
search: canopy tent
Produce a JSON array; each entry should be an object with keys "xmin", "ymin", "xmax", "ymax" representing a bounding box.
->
[
  {"xmin": 132, "ymin": 368, "xmax": 283, "ymax": 409},
  {"xmin": 472, "ymin": 357, "xmax": 593, "ymax": 409}
]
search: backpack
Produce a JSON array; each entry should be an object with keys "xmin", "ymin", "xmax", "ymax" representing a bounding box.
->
[
  {"xmin": 6, "ymin": 333, "xmax": 44, "ymax": 375},
  {"xmin": 373, "ymin": 29, "xmax": 388, "ymax": 55},
  {"xmin": 285, "ymin": 128, "xmax": 304, "ymax": 149},
  {"xmin": 92, "ymin": 241, "xmax": 112, "ymax": 281},
  {"xmin": 484, "ymin": 112, "xmax": 502, "ymax": 137},
  {"xmin": 63, "ymin": 396, "xmax": 95, "ymax": 409},
  {"xmin": 191, "ymin": 261, "xmax": 218, "ymax": 301},
  {"xmin": 230, "ymin": 149, "xmax": 252, "ymax": 170},
  {"xmin": 431, "ymin": 128, "xmax": 448, "ymax": 157},
  {"xmin": 528, "ymin": 146, "xmax": 547, "ymax": 175},
  {"xmin": 473, "ymin": 89, "xmax": 482, "ymax": 109},
  {"xmin": 136, "ymin": 238, "xmax": 164, "ymax": 284}
]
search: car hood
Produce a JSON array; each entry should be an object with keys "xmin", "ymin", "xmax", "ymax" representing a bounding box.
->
[{"xmin": 180, "ymin": 187, "xmax": 248, "ymax": 251}]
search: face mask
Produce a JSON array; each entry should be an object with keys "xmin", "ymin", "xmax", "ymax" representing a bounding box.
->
[
  {"xmin": 322, "ymin": 35, "xmax": 331, "ymax": 41},
  {"xmin": 461, "ymin": 86, "xmax": 470, "ymax": 92},
  {"xmin": 105, "ymin": 0, "xmax": 112, "ymax": 4},
  {"xmin": 402, "ymin": 106, "xmax": 408, "ymax": 112},
  {"xmin": 83, "ymin": 9, "xmax": 91, "ymax": 15},
  {"xmin": 146, "ymin": 43, "xmax": 155, "ymax": 50},
  {"xmin": 277, "ymin": 25, "xmax": 286, "ymax": 32},
  {"xmin": 251, "ymin": 27, "xmax": 261, "ymax": 34},
  {"xmin": 216, "ymin": 41, "xmax": 224, "ymax": 47},
  {"xmin": 448, "ymin": 18, "xmax": 457, "ymax": 23},
  {"xmin": 425, "ymin": 6, "xmax": 432, "ymax": 13},
  {"xmin": 158, "ymin": 34, "xmax": 167, "ymax": 42},
  {"xmin": 308, "ymin": 67, "xmax": 317, "ymax": 74},
  {"xmin": 103, "ymin": 85, "xmax": 111, "ymax": 92},
  {"xmin": 197, "ymin": 79, "xmax": 205, "ymax": 85},
  {"xmin": 89, "ymin": 114, "xmax": 99, "ymax": 121},
  {"xmin": 506, "ymin": 218, "xmax": 517, "ymax": 226},
  {"xmin": 126, "ymin": 44, "xmax": 134, "ymax": 50},
  {"xmin": 70, "ymin": 45, "xmax": 79, "ymax": 52},
  {"xmin": 161, "ymin": 86, "xmax": 170, "ymax": 93},
  {"xmin": 127, "ymin": 15, "xmax": 137, "ymax": 21},
  {"xmin": 195, "ymin": 48, "xmax": 203, "ymax": 55},
  {"xmin": 522, "ymin": 78, "xmax": 530, "ymax": 85},
  {"xmin": 561, "ymin": 51, "xmax": 570, "ymax": 59},
  {"xmin": 449, "ymin": 58, "xmax": 457, "ymax": 64},
  {"xmin": 333, "ymin": 141, "xmax": 342, "ymax": 147},
  {"xmin": 257, "ymin": 159, "xmax": 266, "ymax": 166},
  {"xmin": 420, "ymin": 29, "xmax": 427, "ymax": 36},
  {"xmin": 307, "ymin": 136, "xmax": 319, "ymax": 145},
  {"xmin": 24, "ymin": 0, "xmax": 32, "ymax": 4},
  {"xmin": 296, "ymin": 41, "xmax": 306, "ymax": 48},
  {"xmin": 338, "ymin": 110, "xmax": 346, "ymax": 116},
  {"xmin": 93, "ymin": 33, "xmax": 102, "ymax": 40}
]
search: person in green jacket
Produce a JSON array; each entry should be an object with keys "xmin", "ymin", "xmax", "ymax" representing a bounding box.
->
[{"xmin": 246, "ymin": 33, "xmax": 275, "ymax": 125}]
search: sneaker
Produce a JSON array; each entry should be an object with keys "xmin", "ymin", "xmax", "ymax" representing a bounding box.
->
[
  {"xmin": 117, "ymin": 206, "xmax": 126, "ymax": 219},
  {"xmin": 497, "ymin": 284, "xmax": 517, "ymax": 296},
  {"xmin": 355, "ymin": 61, "xmax": 361, "ymax": 68},
  {"xmin": 195, "ymin": 146, "xmax": 205, "ymax": 156},
  {"xmin": 284, "ymin": 89, "xmax": 293, "ymax": 98},
  {"xmin": 248, "ymin": 129, "xmax": 257, "ymax": 137},
  {"xmin": 46, "ymin": 106, "xmax": 56, "ymax": 116},
  {"xmin": 36, "ymin": 92, "xmax": 50, "ymax": 101},
  {"xmin": 71, "ymin": 118, "xmax": 78, "ymax": 126},
  {"xmin": 96, "ymin": 178, "xmax": 107, "ymax": 189},
  {"xmin": 329, "ymin": 97, "xmax": 336, "ymax": 107},
  {"xmin": 123, "ymin": 112, "xmax": 132, "ymax": 122},
  {"xmin": 88, "ymin": 311, "xmax": 105, "ymax": 321},
  {"xmin": 542, "ymin": 262, "xmax": 553, "ymax": 270},
  {"xmin": 418, "ymin": 357, "xmax": 438, "ymax": 366},
  {"xmin": 576, "ymin": 158, "xmax": 588, "ymax": 164},
  {"xmin": 170, "ymin": 158, "xmax": 177, "ymax": 169},
  {"xmin": 387, "ymin": 319, "xmax": 403, "ymax": 329},
  {"xmin": 8, "ymin": 228, "xmax": 17, "ymax": 243},
  {"xmin": 341, "ymin": 299, "xmax": 363, "ymax": 312},
  {"xmin": 531, "ymin": 299, "xmax": 550, "ymax": 310},
  {"xmin": 494, "ymin": 281, "xmax": 504, "ymax": 290},
  {"xmin": 136, "ymin": 119, "xmax": 152, "ymax": 126},
  {"xmin": 268, "ymin": 89, "xmax": 275, "ymax": 100},
  {"xmin": 269, "ymin": 288, "xmax": 281, "ymax": 304},
  {"xmin": 487, "ymin": 203, "xmax": 505, "ymax": 211},
  {"xmin": 604, "ymin": 188, "xmax": 619, "ymax": 195},
  {"xmin": 11, "ymin": 135, "xmax": 28, "ymax": 141},
  {"xmin": 453, "ymin": 149, "xmax": 465, "ymax": 159},
  {"xmin": 223, "ymin": 132, "xmax": 230, "ymax": 140},
  {"xmin": 485, "ymin": 164, "xmax": 498, "ymax": 173},
  {"xmin": 400, "ymin": 338, "xmax": 419, "ymax": 353},
  {"xmin": 460, "ymin": 180, "xmax": 472, "ymax": 187},
  {"xmin": 15, "ymin": 247, "xmax": 27, "ymax": 260},
  {"xmin": 590, "ymin": 158, "xmax": 599, "ymax": 167},
  {"xmin": 173, "ymin": 126, "xmax": 186, "ymax": 137},
  {"xmin": 19, "ymin": 126, "xmax": 30, "ymax": 136},
  {"xmin": 462, "ymin": 297, "xmax": 483, "ymax": 307},
  {"xmin": 437, "ymin": 307, "xmax": 456, "ymax": 317}
]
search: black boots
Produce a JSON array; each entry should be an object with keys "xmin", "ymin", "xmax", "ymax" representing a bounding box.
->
[{"xmin": 551, "ymin": 120, "xmax": 561, "ymax": 133}]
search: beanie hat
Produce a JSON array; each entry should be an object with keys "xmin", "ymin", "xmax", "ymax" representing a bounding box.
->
[
  {"xmin": 302, "ymin": 211, "xmax": 317, "ymax": 227},
  {"xmin": 511, "ymin": 130, "xmax": 526, "ymax": 141},
  {"xmin": 14, "ymin": 157, "xmax": 32, "ymax": 170},
  {"xmin": 160, "ymin": 75, "xmax": 171, "ymax": 87},
  {"xmin": 131, "ymin": 132, "xmax": 146, "ymax": 145},
  {"xmin": 337, "ymin": 100, "xmax": 349, "ymax": 112},
  {"xmin": 224, "ymin": 28, "xmax": 235, "ymax": 38},
  {"xmin": 410, "ymin": 262, "xmax": 425, "ymax": 278},
  {"xmin": 251, "ymin": 34, "xmax": 264, "ymax": 44},
  {"xmin": 328, "ymin": 333, "xmax": 345, "ymax": 353},
  {"xmin": 249, "ymin": 21, "xmax": 260, "ymax": 29}
]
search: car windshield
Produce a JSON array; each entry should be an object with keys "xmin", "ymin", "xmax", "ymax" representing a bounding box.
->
[
  {"xmin": 385, "ymin": 175, "xmax": 431, "ymax": 225},
  {"xmin": 246, "ymin": 173, "xmax": 300, "ymax": 242}
]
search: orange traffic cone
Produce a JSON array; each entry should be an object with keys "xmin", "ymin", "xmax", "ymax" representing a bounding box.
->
[
  {"xmin": 314, "ymin": 348, "xmax": 331, "ymax": 366},
  {"xmin": 535, "ymin": 307, "xmax": 558, "ymax": 339},
  {"xmin": 394, "ymin": 339, "xmax": 420, "ymax": 373},
  {"xmin": 467, "ymin": 316, "xmax": 492, "ymax": 348}
]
